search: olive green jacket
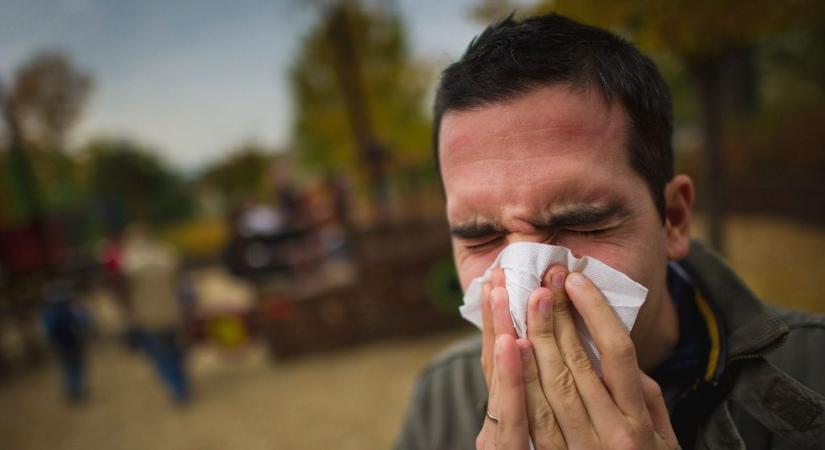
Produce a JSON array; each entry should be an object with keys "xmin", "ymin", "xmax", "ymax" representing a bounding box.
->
[{"xmin": 395, "ymin": 241, "xmax": 825, "ymax": 450}]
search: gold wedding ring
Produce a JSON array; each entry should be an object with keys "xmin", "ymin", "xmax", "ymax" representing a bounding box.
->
[{"xmin": 485, "ymin": 409, "xmax": 500, "ymax": 424}]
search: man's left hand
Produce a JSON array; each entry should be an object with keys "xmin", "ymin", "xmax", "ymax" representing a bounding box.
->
[{"xmin": 477, "ymin": 268, "xmax": 679, "ymax": 450}]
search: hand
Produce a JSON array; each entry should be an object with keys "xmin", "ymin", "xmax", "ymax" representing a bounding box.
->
[
  {"xmin": 477, "ymin": 267, "xmax": 679, "ymax": 450},
  {"xmin": 477, "ymin": 268, "xmax": 559, "ymax": 449}
]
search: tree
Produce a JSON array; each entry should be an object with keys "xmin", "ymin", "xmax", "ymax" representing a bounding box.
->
[
  {"xmin": 0, "ymin": 52, "xmax": 92, "ymax": 227},
  {"xmin": 8, "ymin": 51, "xmax": 92, "ymax": 151},
  {"xmin": 198, "ymin": 143, "xmax": 276, "ymax": 206},
  {"xmin": 291, "ymin": 0, "xmax": 433, "ymax": 221},
  {"xmin": 472, "ymin": 0, "xmax": 825, "ymax": 253},
  {"xmin": 83, "ymin": 139, "xmax": 194, "ymax": 230}
]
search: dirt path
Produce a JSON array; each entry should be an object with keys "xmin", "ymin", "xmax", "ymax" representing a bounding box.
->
[{"xmin": 0, "ymin": 329, "xmax": 475, "ymax": 450}]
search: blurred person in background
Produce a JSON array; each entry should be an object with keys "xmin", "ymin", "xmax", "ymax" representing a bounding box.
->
[
  {"xmin": 101, "ymin": 229, "xmax": 136, "ymax": 347},
  {"xmin": 41, "ymin": 277, "xmax": 91, "ymax": 404},
  {"xmin": 396, "ymin": 13, "xmax": 825, "ymax": 450},
  {"xmin": 122, "ymin": 225, "xmax": 190, "ymax": 404}
]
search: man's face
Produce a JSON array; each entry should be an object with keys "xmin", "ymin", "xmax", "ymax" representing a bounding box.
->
[{"xmin": 439, "ymin": 85, "xmax": 675, "ymax": 347}]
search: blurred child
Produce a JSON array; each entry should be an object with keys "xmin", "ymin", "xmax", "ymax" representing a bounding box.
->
[{"xmin": 41, "ymin": 279, "xmax": 91, "ymax": 404}]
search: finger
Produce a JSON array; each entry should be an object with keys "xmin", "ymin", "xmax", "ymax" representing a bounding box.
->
[
  {"xmin": 492, "ymin": 267, "xmax": 506, "ymax": 289},
  {"xmin": 544, "ymin": 269, "xmax": 617, "ymax": 434},
  {"xmin": 483, "ymin": 283, "xmax": 502, "ymax": 448},
  {"xmin": 492, "ymin": 286, "xmax": 517, "ymax": 338},
  {"xmin": 640, "ymin": 371, "xmax": 678, "ymax": 447},
  {"xmin": 493, "ymin": 334, "xmax": 530, "ymax": 450},
  {"xmin": 516, "ymin": 337, "xmax": 566, "ymax": 450},
  {"xmin": 565, "ymin": 272, "xmax": 646, "ymax": 420},
  {"xmin": 477, "ymin": 411, "xmax": 497, "ymax": 450},
  {"xmin": 482, "ymin": 327, "xmax": 500, "ymax": 450},
  {"xmin": 488, "ymin": 361, "xmax": 501, "ymax": 448},
  {"xmin": 527, "ymin": 276, "xmax": 596, "ymax": 446},
  {"xmin": 482, "ymin": 282, "xmax": 495, "ymax": 388}
]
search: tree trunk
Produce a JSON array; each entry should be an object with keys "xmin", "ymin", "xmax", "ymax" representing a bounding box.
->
[
  {"xmin": 1, "ymin": 80, "xmax": 44, "ymax": 220},
  {"xmin": 691, "ymin": 57, "xmax": 726, "ymax": 254},
  {"xmin": 326, "ymin": 3, "xmax": 390, "ymax": 223}
]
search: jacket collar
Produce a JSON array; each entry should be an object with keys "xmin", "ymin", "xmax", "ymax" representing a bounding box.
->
[
  {"xmin": 678, "ymin": 240, "xmax": 789, "ymax": 361},
  {"xmin": 678, "ymin": 241, "xmax": 825, "ymax": 448}
]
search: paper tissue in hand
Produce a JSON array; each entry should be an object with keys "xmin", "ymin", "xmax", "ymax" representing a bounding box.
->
[{"xmin": 459, "ymin": 242, "xmax": 648, "ymax": 374}]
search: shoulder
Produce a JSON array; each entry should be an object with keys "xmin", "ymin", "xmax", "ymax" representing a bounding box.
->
[
  {"xmin": 770, "ymin": 305, "xmax": 825, "ymax": 330},
  {"xmin": 421, "ymin": 334, "xmax": 483, "ymax": 377},
  {"xmin": 410, "ymin": 334, "xmax": 486, "ymax": 409},
  {"xmin": 395, "ymin": 334, "xmax": 486, "ymax": 450},
  {"xmin": 766, "ymin": 305, "xmax": 825, "ymax": 395},
  {"xmin": 770, "ymin": 304, "xmax": 825, "ymax": 349}
]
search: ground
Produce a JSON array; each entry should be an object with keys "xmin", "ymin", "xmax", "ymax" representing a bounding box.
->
[
  {"xmin": 0, "ymin": 328, "xmax": 473, "ymax": 450},
  {"xmin": 0, "ymin": 214, "xmax": 823, "ymax": 449}
]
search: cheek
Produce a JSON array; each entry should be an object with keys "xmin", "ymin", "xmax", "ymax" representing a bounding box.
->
[
  {"xmin": 558, "ymin": 237, "xmax": 664, "ymax": 289},
  {"xmin": 454, "ymin": 247, "xmax": 500, "ymax": 292},
  {"xmin": 554, "ymin": 238, "xmax": 631, "ymax": 273}
]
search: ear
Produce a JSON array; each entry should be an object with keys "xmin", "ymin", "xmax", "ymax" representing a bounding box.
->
[{"xmin": 664, "ymin": 175, "xmax": 694, "ymax": 261}]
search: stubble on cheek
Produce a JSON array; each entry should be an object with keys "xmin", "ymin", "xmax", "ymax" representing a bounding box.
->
[{"xmin": 453, "ymin": 248, "xmax": 495, "ymax": 292}]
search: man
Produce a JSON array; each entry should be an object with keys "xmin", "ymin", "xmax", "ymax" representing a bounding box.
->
[
  {"xmin": 396, "ymin": 13, "xmax": 825, "ymax": 450},
  {"xmin": 123, "ymin": 225, "xmax": 190, "ymax": 403}
]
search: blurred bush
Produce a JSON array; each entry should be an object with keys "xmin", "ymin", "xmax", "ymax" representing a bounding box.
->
[{"xmin": 160, "ymin": 218, "xmax": 229, "ymax": 262}]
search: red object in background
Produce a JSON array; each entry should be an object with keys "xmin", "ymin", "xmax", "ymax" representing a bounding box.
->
[
  {"xmin": 102, "ymin": 239, "xmax": 123, "ymax": 275},
  {"xmin": 0, "ymin": 219, "xmax": 62, "ymax": 275},
  {"xmin": 262, "ymin": 295, "xmax": 294, "ymax": 321}
]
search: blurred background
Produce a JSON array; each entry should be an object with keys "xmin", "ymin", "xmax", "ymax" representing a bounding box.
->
[{"xmin": 0, "ymin": 0, "xmax": 823, "ymax": 449}]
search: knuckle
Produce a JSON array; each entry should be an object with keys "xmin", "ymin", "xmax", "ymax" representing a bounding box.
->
[
  {"xmin": 643, "ymin": 376, "xmax": 664, "ymax": 398},
  {"xmin": 533, "ymin": 402, "xmax": 555, "ymax": 426},
  {"xmin": 530, "ymin": 324, "xmax": 555, "ymax": 343},
  {"xmin": 550, "ymin": 368, "xmax": 580, "ymax": 403},
  {"xmin": 647, "ymin": 380, "xmax": 663, "ymax": 400},
  {"xmin": 607, "ymin": 338, "xmax": 637, "ymax": 364},
  {"xmin": 565, "ymin": 347, "xmax": 594, "ymax": 372},
  {"xmin": 552, "ymin": 295, "xmax": 571, "ymax": 314}
]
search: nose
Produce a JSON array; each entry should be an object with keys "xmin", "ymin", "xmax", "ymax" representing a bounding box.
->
[{"xmin": 504, "ymin": 229, "xmax": 556, "ymax": 247}]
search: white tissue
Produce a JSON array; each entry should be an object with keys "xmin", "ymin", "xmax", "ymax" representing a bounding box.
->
[{"xmin": 459, "ymin": 242, "xmax": 648, "ymax": 374}]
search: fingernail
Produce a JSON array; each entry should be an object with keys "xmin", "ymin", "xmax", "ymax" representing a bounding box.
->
[
  {"xmin": 551, "ymin": 271, "xmax": 566, "ymax": 288},
  {"xmin": 538, "ymin": 294, "xmax": 552, "ymax": 315},
  {"xmin": 568, "ymin": 272, "xmax": 585, "ymax": 286},
  {"xmin": 520, "ymin": 345, "xmax": 531, "ymax": 362}
]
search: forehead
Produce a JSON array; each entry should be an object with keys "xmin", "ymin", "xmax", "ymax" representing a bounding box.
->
[{"xmin": 438, "ymin": 85, "xmax": 635, "ymax": 220}]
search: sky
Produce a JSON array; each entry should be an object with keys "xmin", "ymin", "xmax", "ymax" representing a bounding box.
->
[{"xmin": 0, "ymin": 0, "xmax": 483, "ymax": 171}]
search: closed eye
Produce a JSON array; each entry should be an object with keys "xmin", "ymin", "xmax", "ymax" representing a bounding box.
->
[
  {"xmin": 464, "ymin": 236, "xmax": 504, "ymax": 251},
  {"xmin": 565, "ymin": 228, "xmax": 609, "ymax": 238}
]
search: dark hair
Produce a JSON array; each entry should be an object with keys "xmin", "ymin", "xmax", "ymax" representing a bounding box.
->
[{"xmin": 433, "ymin": 13, "xmax": 673, "ymax": 221}]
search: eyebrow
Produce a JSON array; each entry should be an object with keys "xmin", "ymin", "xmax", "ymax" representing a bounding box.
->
[
  {"xmin": 449, "ymin": 202, "xmax": 628, "ymax": 239},
  {"xmin": 450, "ymin": 221, "xmax": 504, "ymax": 239},
  {"xmin": 544, "ymin": 202, "xmax": 628, "ymax": 228}
]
